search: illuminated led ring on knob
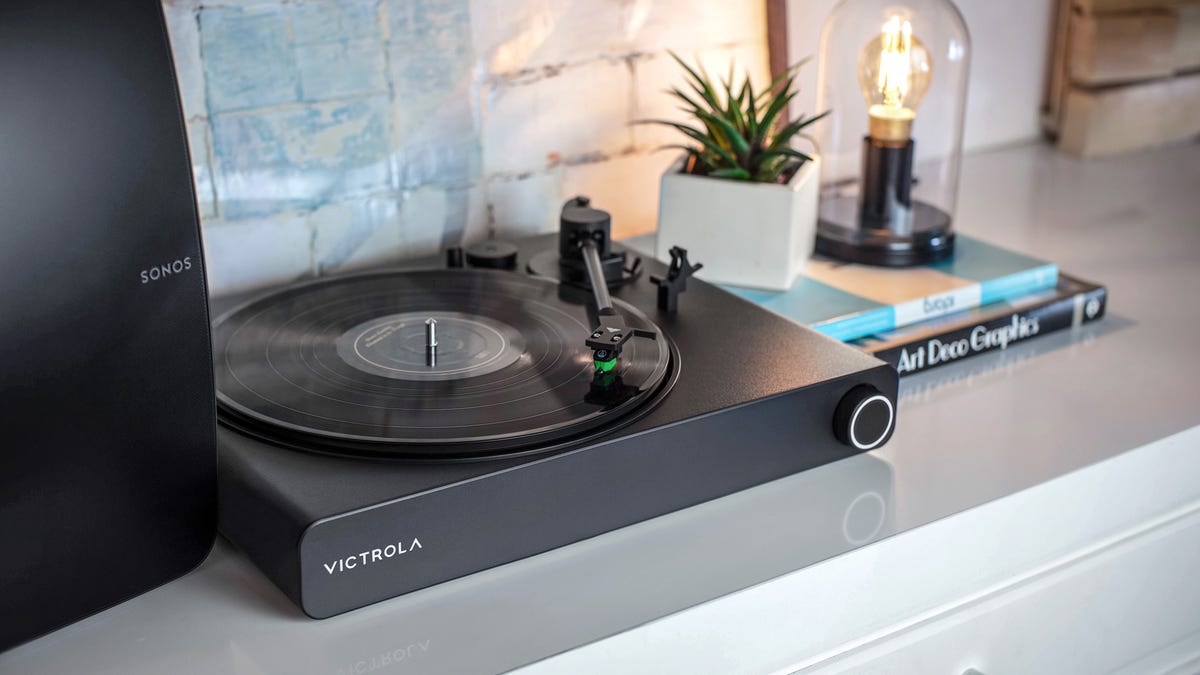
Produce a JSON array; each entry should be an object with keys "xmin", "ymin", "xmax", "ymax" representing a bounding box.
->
[{"xmin": 834, "ymin": 385, "xmax": 895, "ymax": 451}]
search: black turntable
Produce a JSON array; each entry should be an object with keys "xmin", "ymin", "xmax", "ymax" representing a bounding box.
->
[{"xmin": 216, "ymin": 198, "xmax": 897, "ymax": 618}]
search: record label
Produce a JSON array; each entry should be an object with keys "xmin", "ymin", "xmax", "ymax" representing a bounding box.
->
[{"xmin": 335, "ymin": 311, "xmax": 525, "ymax": 382}]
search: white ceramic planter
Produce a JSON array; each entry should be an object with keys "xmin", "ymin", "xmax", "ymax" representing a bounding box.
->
[{"xmin": 655, "ymin": 155, "xmax": 819, "ymax": 291}]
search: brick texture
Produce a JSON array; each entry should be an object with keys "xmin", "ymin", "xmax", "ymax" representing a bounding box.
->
[{"xmin": 162, "ymin": 0, "xmax": 767, "ymax": 293}]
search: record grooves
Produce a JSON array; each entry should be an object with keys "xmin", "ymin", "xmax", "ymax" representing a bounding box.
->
[{"xmin": 213, "ymin": 269, "xmax": 675, "ymax": 460}]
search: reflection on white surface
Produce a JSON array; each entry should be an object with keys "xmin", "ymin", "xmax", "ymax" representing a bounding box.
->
[
  {"xmin": 0, "ymin": 454, "xmax": 894, "ymax": 675},
  {"xmin": 896, "ymin": 318, "xmax": 1119, "ymax": 404}
]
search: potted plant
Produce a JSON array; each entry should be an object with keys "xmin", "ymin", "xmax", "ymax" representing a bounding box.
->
[{"xmin": 643, "ymin": 54, "xmax": 827, "ymax": 291}]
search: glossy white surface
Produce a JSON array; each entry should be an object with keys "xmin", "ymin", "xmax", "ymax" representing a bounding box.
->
[
  {"xmin": 2, "ymin": 141, "xmax": 1198, "ymax": 673},
  {"xmin": 528, "ymin": 426, "xmax": 1200, "ymax": 674}
]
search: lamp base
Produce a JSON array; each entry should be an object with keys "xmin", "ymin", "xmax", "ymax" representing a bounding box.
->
[{"xmin": 815, "ymin": 197, "xmax": 954, "ymax": 267}]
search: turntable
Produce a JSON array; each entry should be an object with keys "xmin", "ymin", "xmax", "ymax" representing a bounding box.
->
[{"xmin": 216, "ymin": 198, "xmax": 897, "ymax": 618}]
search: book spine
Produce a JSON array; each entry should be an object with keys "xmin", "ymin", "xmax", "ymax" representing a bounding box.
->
[
  {"xmin": 868, "ymin": 284, "xmax": 1107, "ymax": 376},
  {"xmin": 814, "ymin": 263, "xmax": 1060, "ymax": 342},
  {"xmin": 978, "ymin": 263, "xmax": 1060, "ymax": 305}
]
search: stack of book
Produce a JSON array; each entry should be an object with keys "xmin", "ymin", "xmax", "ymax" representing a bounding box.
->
[{"xmin": 725, "ymin": 236, "xmax": 1107, "ymax": 377}]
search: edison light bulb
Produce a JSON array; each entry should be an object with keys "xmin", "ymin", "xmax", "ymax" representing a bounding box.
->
[{"xmin": 857, "ymin": 16, "xmax": 933, "ymax": 143}]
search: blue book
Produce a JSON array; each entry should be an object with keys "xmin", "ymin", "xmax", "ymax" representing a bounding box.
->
[{"xmin": 723, "ymin": 236, "xmax": 1058, "ymax": 342}]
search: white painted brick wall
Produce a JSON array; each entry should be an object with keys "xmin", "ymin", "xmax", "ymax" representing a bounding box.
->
[
  {"xmin": 311, "ymin": 197, "xmax": 403, "ymax": 275},
  {"xmin": 485, "ymin": 170, "xmax": 564, "ymax": 236},
  {"xmin": 202, "ymin": 215, "xmax": 313, "ymax": 293},
  {"xmin": 162, "ymin": 0, "xmax": 769, "ymax": 295},
  {"xmin": 482, "ymin": 58, "xmax": 635, "ymax": 176}
]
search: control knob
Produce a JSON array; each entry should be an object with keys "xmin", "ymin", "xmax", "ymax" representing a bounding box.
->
[{"xmin": 833, "ymin": 385, "xmax": 895, "ymax": 450}]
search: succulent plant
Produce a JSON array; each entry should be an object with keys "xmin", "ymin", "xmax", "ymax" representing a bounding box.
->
[{"xmin": 640, "ymin": 52, "xmax": 828, "ymax": 183}]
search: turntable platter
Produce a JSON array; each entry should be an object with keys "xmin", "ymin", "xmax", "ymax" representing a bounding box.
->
[{"xmin": 212, "ymin": 269, "xmax": 673, "ymax": 459}]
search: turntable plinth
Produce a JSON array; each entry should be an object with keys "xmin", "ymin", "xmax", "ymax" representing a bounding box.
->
[{"xmin": 214, "ymin": 233, "xmax": 896, "ymax": 618}]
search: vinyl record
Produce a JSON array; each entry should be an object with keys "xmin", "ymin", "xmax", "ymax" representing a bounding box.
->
[{"xmin": 212, "ymin": 269, "xmax": 673, "ymax": 459}]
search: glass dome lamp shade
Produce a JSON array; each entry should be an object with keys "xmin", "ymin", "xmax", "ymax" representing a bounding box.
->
[{"xmin": 814, "ymin": 0, "xmax": 970, "ymax": 267}]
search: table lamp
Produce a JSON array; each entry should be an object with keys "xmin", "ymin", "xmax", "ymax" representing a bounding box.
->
[{"xmin": 814, "ymin": 0, "xmax": 970, "ymax": 266}]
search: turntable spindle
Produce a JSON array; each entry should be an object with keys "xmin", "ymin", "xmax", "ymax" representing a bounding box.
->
[
  {"xmin": 425, "ymin": 318, "xmax": 437, "ymax": 367},
  {"xmin": 425, "ymin": 318, "xmax": 438, "ymax": 348}
]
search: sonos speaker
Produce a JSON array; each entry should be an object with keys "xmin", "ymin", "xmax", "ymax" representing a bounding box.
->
[{"xmin": 0, "ymin": 0, "xmax": 216, "ymax": 650}]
